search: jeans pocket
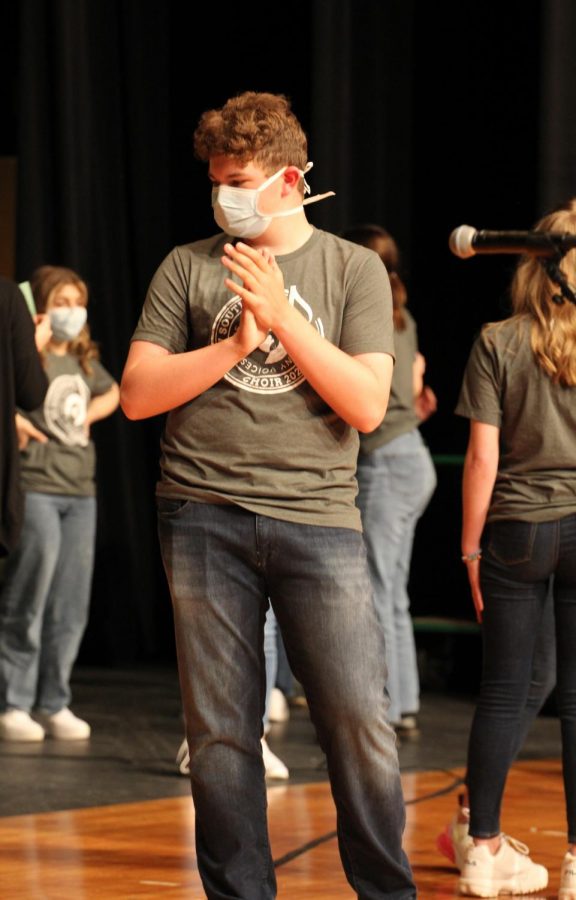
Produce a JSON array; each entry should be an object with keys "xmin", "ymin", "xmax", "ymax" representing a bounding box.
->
[
  {"xmin": 156, "ymin": 496, "xmax": 192, "ymax": 519},
  {"xmin": 486, "ymin": 520, "xmax": 537, "ymax": 565}
]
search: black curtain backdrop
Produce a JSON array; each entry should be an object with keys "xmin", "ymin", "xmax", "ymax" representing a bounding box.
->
[{"xmin": 5, "ymin": 0, "xmax": 576, "ymax": 665}]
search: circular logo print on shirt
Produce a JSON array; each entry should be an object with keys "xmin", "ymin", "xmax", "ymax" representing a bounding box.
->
[
  {"xmin": 44, "ymin": 374, "xmax": 90, "ymax": 447},
  {"xmin": 211, "ymin": 289, "xmax": 324, "ymax": 395}
]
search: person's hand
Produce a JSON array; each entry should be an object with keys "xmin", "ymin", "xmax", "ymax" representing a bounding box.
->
[
  {"xmin": 415, "ymin": 384, "xmax": 438, "ymax": 421},
  {"xmin": 465, "ymin": 560, "xmax": 484, "ymax": 623},
  {"xmin": 33, "ymin": 313, "xmax": 52, "ymax": 351},
  {"xmin": 15, "ymin": 413, "xmax": 48, "ymax": 450},
  {"xmin": 230, "ymin": 304, "xmax": 270, "ymax": 359},
  {"xmin": 257, "ymin": 247, "xmax": 285, "ymax": 287},
  {"xmin": 221, "ymin": 242, "xmax": 290, "ymax": 335}
]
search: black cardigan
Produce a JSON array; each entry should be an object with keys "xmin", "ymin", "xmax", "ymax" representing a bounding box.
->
[{"xmin": 0, "ymin": 277, "xmax": 48, "ymax": 555}]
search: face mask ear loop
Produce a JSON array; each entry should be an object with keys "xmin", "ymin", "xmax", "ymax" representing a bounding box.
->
[
  {"xmin": 257, "ymin": 166, "xmax": 288, "ymax": 193},
  {"xmin": 299, "ymin": 162, "xmax": 334, "ymax": 204},
  {"xmin": 302, "ymin": 161, "xmax": 313, "ymax": 195}
]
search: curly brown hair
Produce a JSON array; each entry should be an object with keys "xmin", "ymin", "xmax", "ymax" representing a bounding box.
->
[
  {"xmin": 194, "ymin": 91, "xmax": 308, "ymax": 190},
  {"xmin": 30, "ymin": 265, "xmax": 100, "ymax": 375}
]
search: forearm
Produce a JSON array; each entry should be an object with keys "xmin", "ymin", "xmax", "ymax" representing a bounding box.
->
[
  {"xmin": 221, "ymin": 241, "xmax": 392, "ymax": 431},
  {"xmin": 120, "ymin": 339, "xmax": 246, "ymax": 420},
  {"xmin": 86, "ymin": 384, "xmax": 120, "ymax": 426},
  {"xmin": 461, "ymin": 452, "xmax": 498, "ymax": 553},
  {"xmin": 274, "ymin": 306, "xmax": 392, "ymax": 432}
]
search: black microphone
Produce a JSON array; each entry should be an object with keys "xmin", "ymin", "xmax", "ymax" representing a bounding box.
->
[{"xmin": 449, "ymin": 225, "xmax": 576, "ymax": 259}]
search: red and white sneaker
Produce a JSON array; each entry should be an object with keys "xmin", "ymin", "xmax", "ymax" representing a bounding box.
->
[{"xmin": 437, "ymin": 815, "xmax": 473, "ymax": 871}]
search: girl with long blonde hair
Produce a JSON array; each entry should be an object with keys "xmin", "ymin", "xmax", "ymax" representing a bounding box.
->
[{"xmin": 454, "ymin": 199, "xmax": 576, "ymax": 897}]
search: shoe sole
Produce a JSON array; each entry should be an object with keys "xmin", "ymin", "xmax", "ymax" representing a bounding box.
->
[
  {"xmin": 459, "ymin": 872, "xmax": 548, "ymax": 897},
  {"xmin": 265, "ymin": 771, "xmax": 289, "ymax": 780},
  {"xmin": 45, "ymin": 731, "xmax": 91, "ymax": 740}
]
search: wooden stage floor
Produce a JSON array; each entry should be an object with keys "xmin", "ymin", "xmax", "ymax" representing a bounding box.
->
[{"xmin": 0, "ymin": 667, "xmax": 565, "ymax": 898}]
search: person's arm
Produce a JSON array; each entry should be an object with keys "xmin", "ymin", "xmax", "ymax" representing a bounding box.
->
[
  {"xmin": 33, "ymin": 314, "xmax": 52, "ymax": 351},
  {"xmin": 15, "ymin": 413, "xmax": 48, "ymax": 450},
  {"xmin": 413, "ymin": 350, "xmax": 426, "ymax": 398},
  {"xmin": 461, "ymin": 419, "xmax": 499, "ymax": 621},
  {"xmin": 120, "ymin": 307, "xmax": 268, "ymax": 420},
  {"xmin": 221, "ymin": 241, "xmax": 393, "ymax": 432},
  {"xmin": 413, "ymin": 351, "xmax": 438, "ymax": 422},
  {"xmin": 11, "ymin": 288, "xmax": 48, "ymax": 410},
  {"xmin": 86, "ymin": 383, "xmax": 120, "ymax": 428}
]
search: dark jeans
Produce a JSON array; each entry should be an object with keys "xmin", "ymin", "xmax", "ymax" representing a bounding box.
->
[
  {"xmin": 157, "ymin": 499, "xmax": 415, "ymax": 899},
  {"xmin": 467, "ymin": 514, "xmax": 576, "ymax": 842}
]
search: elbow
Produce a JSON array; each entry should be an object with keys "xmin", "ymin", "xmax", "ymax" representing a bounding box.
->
[
  {"xmin": 119, "ymin": 382, "xmax": 144, "ymax": 421},
  {"xmin": 464, "ymin": 452, "xmax": 497, "ymax": 482},
  {"xmin": 355, "ymin": 386, "xmax": 390, "ymax": 433},
  {"xmin": 355, "ymin": 405, "xmax": 387, "ymax": 434},
  {"xmin": 466, "ymin": 449, "xmax": 494, "ymax": 470}
]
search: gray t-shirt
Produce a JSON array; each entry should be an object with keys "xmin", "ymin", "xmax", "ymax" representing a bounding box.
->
[
  {"xmin": 132, "ymin": 228, "xmax": 394, "ymax": 530},
  {"xmin": 455, "ymin": 315, "xmax": 576, "ymax": 522},
  {"xmin": 20, "ymin": 353, "xmax": 115, "ymax": 497},
  {"xmin": 359, "ymin": 308, "xmax": 420, "ymax": 454}
]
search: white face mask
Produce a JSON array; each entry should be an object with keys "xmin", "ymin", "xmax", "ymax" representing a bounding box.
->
[
  {"xmin": 49, "ymin": 306, "xmax": 88, "ymax": 342},
  {"xmin": 211, "ymin": 163, "xmax": 334, "ymax": 239}
]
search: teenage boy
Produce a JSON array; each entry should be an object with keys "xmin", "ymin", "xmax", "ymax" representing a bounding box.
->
[{"xmin": 121, "ymin": 91, "xmax": 415, "ymax": 899}]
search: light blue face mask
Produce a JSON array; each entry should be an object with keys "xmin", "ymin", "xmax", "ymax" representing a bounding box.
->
[
  {"xmin": 211, "ymin": 162, "xmax": 335, "ymax": 239},
  {"xmin": 49, "ymin": 306, "xmax": 88, "ymax": 342}
]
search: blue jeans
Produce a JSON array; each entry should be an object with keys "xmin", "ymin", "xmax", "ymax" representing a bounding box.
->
[
  {"xmin": 0, "ymin": 491, "xmax": 96, "ymax": 713},
  {"xmin": 263, "ymin": 605, "xmax": 277, "ymax": 728},
  {"xmin": 274, "ymin": 621, "xmax": 294, "ymax": 699},
  {"xmin": 356, "ymin": 430, "xmax": 437, "ymax": 724},
  {"xmin": 157, "ymin": 499, "xmax": 415, "ymax": 900},
  {"xmin": 467, "ymin": 514, "xmax": 576, "ymax": 842}
]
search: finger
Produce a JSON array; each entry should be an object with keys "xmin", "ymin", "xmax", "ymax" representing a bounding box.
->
[
  {"xmin": 222, "ymin": 260, "xmax": 260, "ymax": 295},
  {"xmin": 221, "ymin": 257, "xmax": 260, "ymax": 287},
  {"xmin": 224, "ymin": 242, "xmax": 268, "ymax": 274},
  {"xmin": 29, "ymin": 426, "xmax": 48, "ymax": 443},
  {"xmin": 224, "ymin": 278, "xmax": 256, "ymax": 306},
  {"xmin": 258, "ymin": 248, "xmax": 274, "ymax": 264}
]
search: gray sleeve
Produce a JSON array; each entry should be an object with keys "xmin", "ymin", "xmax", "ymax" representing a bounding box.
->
[
  {"xmin": 131, "ymin": 248, "xmax": 190, "ymax": 354},
  {"xmin": 89, "ymin": 360, "xmax": 117, "ymax": 397},
  {"xmin": 455, "ymin": 331, "xmax": 502, "ymax": 426},
  {"xmin": 341, "ymin": 250, "xmax": 395, "ymax": 358}
]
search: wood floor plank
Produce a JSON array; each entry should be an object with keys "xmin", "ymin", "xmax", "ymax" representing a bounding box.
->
[{"xmin": 0, "ymin": 761, "xmax": 566, "ymax": 898}]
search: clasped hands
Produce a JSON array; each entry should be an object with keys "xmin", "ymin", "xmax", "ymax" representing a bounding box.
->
[{"xmin": 222, "ymin": 242, "xmax": 290, "ymax": 356}]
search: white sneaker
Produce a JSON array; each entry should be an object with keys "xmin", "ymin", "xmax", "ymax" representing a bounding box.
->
[
  {"xmin": 459, "ymin": 834, "xmax": 548, "ymax": 897},
  {"xmin": 560, "ymin": 851, "xmax": 576, "ymax": 900},
  {"xmin": 0, "ymin": 709, "xmax": 45, "ymax": 742},
  {"xmin": 261, "ymin": 738, "xmax": 289, "ymax": 780},
  {"xmin": 34, "ymin": 708, "xmax": 91, "ymax": 740},
  {"xmin": 176, "ymin": 737, "xmax": 190, "ymax": 775},
  {"xmin": 268, "ymin": 687, "xmax": 290, "ymax": 723}
]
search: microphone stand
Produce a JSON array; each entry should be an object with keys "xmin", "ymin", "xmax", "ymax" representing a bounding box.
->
[{"xmin": 540, "ymin": 254, "xmax": 576, "ymax": 306}]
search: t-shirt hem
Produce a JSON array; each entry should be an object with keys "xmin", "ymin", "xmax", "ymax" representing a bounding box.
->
[{"xmin": 155, "ymin": 487, "xmax": 362, "ymax": 532}]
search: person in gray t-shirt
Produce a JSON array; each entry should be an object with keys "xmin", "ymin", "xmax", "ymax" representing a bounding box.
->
[
  {"xmin": 342, "ymin": 224, "xmax": 437, "ymax": 733},
  {"xmin": 0, "ymin": 266, "xmax": 119, "ymax": 745},
  {"xmin": 452, "ymin": 199, "xmax": 576, "ymax": 898},
  {"xmin": 121, "ymin": 91, "xmax": 416, "ymax": 899}
]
